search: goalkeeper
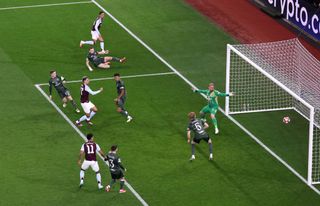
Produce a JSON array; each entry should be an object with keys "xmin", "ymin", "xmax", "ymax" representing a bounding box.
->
[{"xmin": 192, "ymin": 83, "xmax": 233, "ymax": 134}]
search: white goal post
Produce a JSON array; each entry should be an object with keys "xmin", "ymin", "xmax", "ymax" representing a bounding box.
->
[{"xmin": 225, "ymin": 38, "xmax": 320, "ymax": 185}]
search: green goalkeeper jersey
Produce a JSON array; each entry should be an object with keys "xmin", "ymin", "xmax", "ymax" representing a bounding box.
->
[{"xmin": 195, "ymin": 89, "xmax": 228, "ymax": 108}]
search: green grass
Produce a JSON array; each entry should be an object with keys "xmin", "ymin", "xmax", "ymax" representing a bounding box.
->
[{"xmin": 0, "ymin": 0, "xmax": 320, "ymax": 206}]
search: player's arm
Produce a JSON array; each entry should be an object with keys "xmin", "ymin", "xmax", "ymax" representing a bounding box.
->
[
  {"xmin": 118, "ymin": 158, "xmax": 126, "ymax": 172},
  {"xmin": 49, "ymin": 80, "xmax": 53, "ymax": 99},
  {"xmin": 187, "ymin": 129, "xmax": 191, "ymax": 144},
  {"xmin": 216, "ymin": 91, "xmax": 234, "ymax": 97},
  {"xmin": 94, "ymin": 19, "xmax": 101, "ymax": 36},
  {"xmin": 86, "ymin": 58, "xmax": 94, "ymax": 72},
  {"xmin": 78, "ymin": 150, "xmax": 84, "ymax": 166},
  {"xmin": 192, "ymin": 88, "xmax": 208, "ymax": 94},
  {"xmin": 60, "ymin": 76, "xmax": 66, "ymax": 84},
  {"xmin": 203, "ymin": 122, "xmax": 209, "ymax": 129},
  {"xmin": 117, "ymin": 88, "xmax": 125, "ymax": 100},
  {"xmin": 85, "ymin": 85, "xmax": 103, "ymax": 95}
]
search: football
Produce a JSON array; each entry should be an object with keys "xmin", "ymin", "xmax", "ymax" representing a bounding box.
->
[{"xmin": 283, "ymin": 116, "xmax": 290, "ymax": 124}]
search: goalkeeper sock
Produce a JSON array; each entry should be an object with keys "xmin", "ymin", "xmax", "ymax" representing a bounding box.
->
[
  {"xmin": 112, "ymin": 57, "xmax": 121, "ymax": 62},
  {"xmin": 191, "ymin": 144, "xmax": 195, "ymax": 155},
  {"xmin": 212, "ymin": 118, "xmax": 218, "ymax": 129},
  {"xmin": 100, "ymin": 41, "xmax": 105, "ymax": 51},
  {"xmin": 83, "ymin": 40, "xmax": 94, "ymax": 45},
  {"xmin": 209, "ymin": 142, "xmax": 213, "ymax": 154},
  {"xmin": 120, "ymin": 180, "xmax": 125, "ymax": 189}
]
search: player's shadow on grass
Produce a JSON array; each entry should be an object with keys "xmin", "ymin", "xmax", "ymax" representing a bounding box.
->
[{"xmin": 196, "ymin": 147, "xmax": 261, "ymax": 206}]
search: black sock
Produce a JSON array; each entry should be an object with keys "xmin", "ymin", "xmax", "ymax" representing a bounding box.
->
[
  {"xmin": 191, "ymin": 144, "xmax": 195, "ymax": 155},
  {"xmin": 120, "ymin": 110, "xmax": 128, "ymax": 117},
  {"xmin": 209, "ymin": 142, "xmax": 213, "ymax": 154},
  {"xmin": 71, "ymin": 100, "xmax": 77, "ymax": 109},
  {"xmin": 112, "ymin": 57, "xmax": 120, "ymax": 62},
  {"xmin": 110, "ymin": 179, "xmax": 116, "ymax": 187},
  {"xmin": 120, "ymin": 180, "xmax": 125, "ymax": 189}
]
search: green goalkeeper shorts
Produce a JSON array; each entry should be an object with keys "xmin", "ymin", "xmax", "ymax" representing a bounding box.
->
[{"xmin": 200, "ymin": 105, "xmax": 218, "ymax": 115}]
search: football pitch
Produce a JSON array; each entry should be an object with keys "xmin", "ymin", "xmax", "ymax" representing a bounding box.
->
[{"xmin": 1, "ymin": 0, "xmax": 320, "ymax": 205}]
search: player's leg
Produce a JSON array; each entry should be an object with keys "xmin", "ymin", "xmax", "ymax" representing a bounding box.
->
[
  {"xmin": 91, "ymin": 162, "xmax": 103, "ymax": 189},
  {"xmin": 106, "ymin": 172, "xmax": 118, "ymax": 192},
  {"xmin": 190, "ymin": 139, "xmax": 198, "ymax": 161},
  {"xmin": 210, "ymin": 108, "xmax": 219, "ymax": 134},
  {"xmin": 66, "ymin": 94, "xmax": 80, "ymax": 113},
  {"xmin": 87, "ymin": 105, "xmax": 98, "ymax": 125},
  {"xmin": 97, "ymin": 63, "xmax": 110, "ymax": 69},
  {"xmin": 98, "ymin": 35, "xmax": 105, "ymax": 52},
  {"xmin": 119, "ymin": 171, "xmax": 126, "ymax": 193},
  {"xmin": 117, "ymin": 98, "xmax": 132, "ymax": 122},
  {"xmin": 207, "ymin": 138, "xmax": 213, "ymax": 160},
  {"xmin": 104, "ymin": 56, "xmax": 126, "ymax": 63},
  {"xmin": 76, "ymin": 103, "xmax": 91, "ymax": 127},
  {"xmin": 79, "ymin": 161, "xmax": 90, "ymax": 187},
  {"xmin": 199, "ymin": 106, "xmax": 209, "ymax": 122},
  {"xmin": 80, "ymin": 31, "xmax": 97, "ymax": 47}
]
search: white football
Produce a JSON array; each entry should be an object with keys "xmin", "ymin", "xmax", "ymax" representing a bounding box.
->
[{"xmin": 283, "ymin": 116, "xmax": 290, "ymax": 124}]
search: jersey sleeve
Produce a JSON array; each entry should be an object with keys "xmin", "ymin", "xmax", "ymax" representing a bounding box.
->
[
  {"xmin": 195, "ymin": 89, "xmax": 208, "ymax": 94},
  {"xmin": 215, "ymin": 90, "xmax": 228, "ymax": 97},
  {"xmin": 96, "ymin": 144, "xmax": 101, "ymax": 152},
  {"xmin": 80, "ymin": 144, "xmax": 84, "ymax": 151},
  {"xmin": 85, "ymin": 85, "xmax": 101, "ymax": 95}
]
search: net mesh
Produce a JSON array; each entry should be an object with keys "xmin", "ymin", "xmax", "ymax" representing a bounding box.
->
[{"xmin": 228, "ymin": 38, "xmax": 320, "ymax": 184}]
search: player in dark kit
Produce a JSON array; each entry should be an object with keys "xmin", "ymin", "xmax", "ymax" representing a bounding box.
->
[
  {"xmin": 113, "ymin": 73, "xmax": 132, "ymax": 122},
  {"xmin": 78, "ymin": 133, "xmax": 106, "ymax": 189},
  {"xmin": 187, "ymin": 112, "xmax": 213, "ymax": 161},
  {"xmin": 48, "ymin": 70, "xmax": 80, "ymax": 113},
  {"xmin": 105, "ymin": 145, "xmax": 127, "ymax": 193},
  {"xmin": 85, "ymin": 47, "xmax": 126, "ymax": 71}
]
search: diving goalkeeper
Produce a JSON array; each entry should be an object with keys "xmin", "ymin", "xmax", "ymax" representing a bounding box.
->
[{"xmin": 192, "ymin": 83, "xmax": 233, "ymax": 134}]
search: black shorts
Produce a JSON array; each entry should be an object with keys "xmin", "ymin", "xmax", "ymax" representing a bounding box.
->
[
  {"xmin": 116, "ymin": 97, "xmax": 126, "ymax": 109},
  {"xmin": 93, "ymin": 58, "xmax": 105, "ymax": 67},
  {"xmin": 110, "ymin": 170, "xmax": 124, "ymax": 180},
  {"xmin": 58, "ymin": 89, "xmax": 70, "ymax": 99},
  {"xmin": 193, "ymin": 135, "xmax": 210, "ymax": 144}
]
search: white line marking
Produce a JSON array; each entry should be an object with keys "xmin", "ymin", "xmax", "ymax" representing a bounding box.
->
[
  {"xmin": 37, "ymin": 71, "xmax": 175, "ymax": 86},
  {"xmin": 0, "ymin": 1, "xmax": 91, "ymax": 11},
  {"xmin": 91, "ymin": 0, "xmax": 320, "ymax": 195},
  {"xmin": 35, "ymin": 84, "xmax": 150, "ymax": 205}
]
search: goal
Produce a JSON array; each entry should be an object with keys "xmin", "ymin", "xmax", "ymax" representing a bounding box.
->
[{"xmin": 225, "ymin": 38, "xmax": 320, "ymax": 185}]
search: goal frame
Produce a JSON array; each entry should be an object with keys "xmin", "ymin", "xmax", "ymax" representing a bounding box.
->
[{"xmin": 225, "ymin": 44, "xmax": 316, "ymax": 185}]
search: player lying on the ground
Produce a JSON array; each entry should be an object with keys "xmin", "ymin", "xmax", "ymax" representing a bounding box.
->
[
  {"xmin": 187, "ymin": 112, "xmax": 213, "ymax": 161},
  {"xmin": 48, "ymin": 70, "xmax": 80, "ymax": 113},
  {"xmin": 192, "ymin": 83, "xmax": 233, "ymax": 134},
  {"xmin": 104, "ymin": 145, "xmax": 127, "ymax": 193},
  {"xmin": 75, "ymin": 76, "xmax": 103, "ymax": 127},
  {"xmin": 113, "ymin": 73, "xmax": 133, "ymax": 122},
  {"xmin": 80, "ymin": 11, "xmax": 106, "ymax": 53},
  {"xmin": 78, "ymin": 133, "xmax": 106, "ymax": 189},
  {"xmin": 86, "ymin": 47, "xmax": 126, "ymax": 71}
]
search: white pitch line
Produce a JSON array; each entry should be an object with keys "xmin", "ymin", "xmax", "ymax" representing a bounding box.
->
[
  {"xmin": 91, "ymin": 0, "xmax": 320, "ymax": 195},
  {"xmin": 36, "ymin": 71, "xmax": 175, "ymax": 86},
  {"xmin": 35, "ymin": 84, "xmax": 150, "ymax": 205},
  {"xmin": 0, "ymin": 1, "xmax": 91, "ymax": 11}
]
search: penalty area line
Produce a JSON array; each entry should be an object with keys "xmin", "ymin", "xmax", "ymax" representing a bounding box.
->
[
  {"xmin": 90, "ymin": 0, "xmax": 320, "ymax": 195},
  {"xmin": 0, "ymin": 1, "xmax": 92, "ymax": 11},
  {"xmin": 34, "ymin": 84, "xmax": 150, "ymax": 206},
  {"xmin": 36, "ymin": 71, "xmax": 176, "ymax": 86}
]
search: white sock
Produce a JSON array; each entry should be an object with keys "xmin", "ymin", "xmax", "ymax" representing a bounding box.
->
[
  {"xmin": 80, "ymin": 170, "xmax": 85, "ymax": 181},
  {"xmin": 79, "ymin": 115, "xmax": 87, "ymax": 122},
  {"xmin": 88, "ymin": 111, "xmax": 96, "ymax": 120},
  {"xmin": 100, "ymin": 42, "xmax": 104, "ymax": 51},
  {"xmin": 83, "ymin": 40, "xmax": 94, "ymax": 45},
  {"xmin": 96, "ymin": 173, "xmax": 101, "ymax": 184}
]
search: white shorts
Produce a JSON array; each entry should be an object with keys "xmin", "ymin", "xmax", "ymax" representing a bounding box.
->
[
  {"xmin": 91, "ymin": 30, "xmax": 100, "ymax": 40},
  {"xmin": 81, "ymin": 101, "xmax": 95, "ymax": 114},
  {"xmin": 81, "ymin": 160, "xmax": 100, "ymax": 172}
]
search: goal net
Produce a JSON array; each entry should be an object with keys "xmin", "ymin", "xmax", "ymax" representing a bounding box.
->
[{"xmin": 225, "ymin": 38, "xmax": 320, "ymax": 185}]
